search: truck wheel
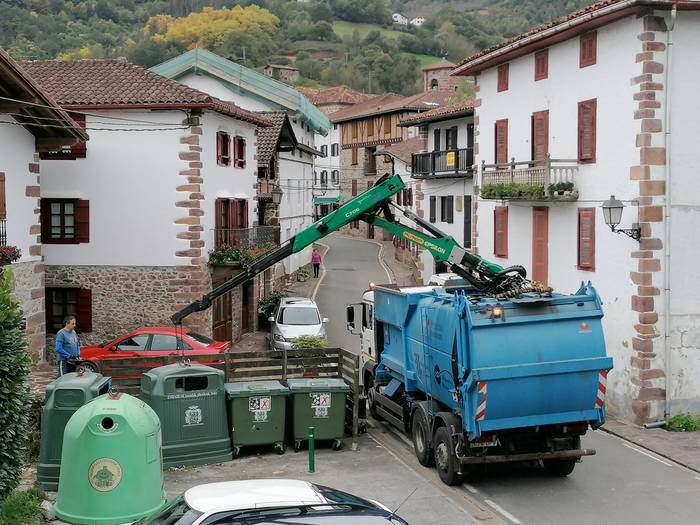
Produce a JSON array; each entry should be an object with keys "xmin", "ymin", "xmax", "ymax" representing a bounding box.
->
[
  {"xmin": 366, "ymin": 378, "xmax": 383, "ymax": 421},
  {"xmin": 544, "ymin": 458, "xmax": 576, "ymax": 477},
  {"xmin": 433, "ymin": 427, "xmax": 462, "ymax": 486},
  {"xmin": 412, "ymin": 411, "xmax": 434, "ymax": 467}
]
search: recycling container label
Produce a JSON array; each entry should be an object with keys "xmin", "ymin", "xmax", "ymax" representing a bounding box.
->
[
  {"xmin": 184, "ymin": 405, "xmax": 203, "ymax": 426},
  {"xmin": 88, "ymin": 458, "xmax": 122, "ymax": 492},
  {"xmin": 249, "ymin": 396, "xmax": 271, "ymax": 422},
  {"xmin": 310, "ymin": 392, "xmax": 331, "ymax": 418}
]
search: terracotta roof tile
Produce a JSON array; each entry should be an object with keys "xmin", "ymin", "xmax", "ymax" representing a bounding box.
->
[
  {"xmin": 453, "ymin": 0, "xmax": 697, "ymax": 76},
  {"xmin": 329, "ymin": 91, "xmax": 452, "ymax": 123},
  {"xmin": 399, "ymin": 100, "xmax": 474, "ymax": 126},
  {"xmin": 256, "ymin": 111, "xmax": 290, "ymax": 166},
  {"xmin": 422, "ymin": 59, "xmax": 456, "ymax": 71},
  {"xmin": 377, "ymin": 136, "xmax": 426, "ymax": 165},
  {"xmin": 19, "ymin": 58, "xmax": 270, "ymax": 127},
  {"xmin": 297, "ymin": 86, "xmax": 372, "ymax": 106}
]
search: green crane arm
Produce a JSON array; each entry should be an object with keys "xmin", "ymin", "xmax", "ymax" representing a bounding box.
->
[{"xmin": 171, "ymin": 174, "xmax": 544, "ymax": 324}]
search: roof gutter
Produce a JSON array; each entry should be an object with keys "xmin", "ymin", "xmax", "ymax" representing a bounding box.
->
[
  {"xmin": 398, "ymin": 109, "xmax": 474, "ymax": 127},
  {"xmin": 452, "ymin": 0, "xmax": 639, "ymax": 76}
]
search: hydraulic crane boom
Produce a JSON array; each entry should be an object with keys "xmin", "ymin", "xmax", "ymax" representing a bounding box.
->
[{"xmin": 171, "ymin": 174, "xmax": 548, "ymax": 325}]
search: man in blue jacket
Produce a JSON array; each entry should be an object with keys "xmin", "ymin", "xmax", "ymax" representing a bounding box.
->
[{"xmin": 55, "ymin": 316, "xmax": 81, "ymax": 376}]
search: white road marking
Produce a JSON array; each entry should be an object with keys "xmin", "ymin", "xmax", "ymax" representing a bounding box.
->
[
  {"xmin": 622, "ymin": 443, "xmax": 673, "ymax": 466},
  {"xmin": 463, "ymin": 484, "xmax": 479, "ymax": 494},
  {"xmin": 333, "ymin": 233, "xmax": 393, "ymax": 283},
  {"xmin": 485, "ymin": 499, "xmax": 522, "ymax": 524},
  {"xmin": 311, "ymin": 242, "xmax": 330, "ymax": 301}
]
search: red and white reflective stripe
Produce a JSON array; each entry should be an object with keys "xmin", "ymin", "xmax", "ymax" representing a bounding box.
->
[
  {"xmin": 476, "ymin": 381, "xmax": 487, "ymax": 421},
  {"xmin": 595, "ymin": 370, "xmax": 608, "ymax": 408}
]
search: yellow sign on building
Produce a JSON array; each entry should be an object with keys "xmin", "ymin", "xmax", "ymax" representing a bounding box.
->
[{"xmin": 446, "ymin": 151, "xmax": 455, "ymax": 168}]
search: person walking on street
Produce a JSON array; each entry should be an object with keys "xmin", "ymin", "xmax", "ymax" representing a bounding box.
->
[
  {"xmin": 311, "ymin": 248, "xmax": 322, "ymax": 278},
  {"xmin": 56, "ymin": 316, "xmax": 81, "ymax": 376}
]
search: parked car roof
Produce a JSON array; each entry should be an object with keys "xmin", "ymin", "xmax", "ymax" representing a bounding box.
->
[{"xmin": 280, "ymin": 297, "xmax": 318, "ymax": 307}]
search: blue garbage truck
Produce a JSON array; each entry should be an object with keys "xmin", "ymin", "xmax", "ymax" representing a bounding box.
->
[{"xmin": 350, "ymin": 281, "xmax": 612, "ymax": 485}]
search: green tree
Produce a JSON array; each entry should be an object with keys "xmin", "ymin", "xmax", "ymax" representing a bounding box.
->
[{"xmin": 0, "ymin": 269, "xmax": 32, "ymax": 501}]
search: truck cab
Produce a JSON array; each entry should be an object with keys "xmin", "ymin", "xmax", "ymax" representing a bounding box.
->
[{"xmin": 346, "ymin": 290, "xmax": 376, "ymax": 393}]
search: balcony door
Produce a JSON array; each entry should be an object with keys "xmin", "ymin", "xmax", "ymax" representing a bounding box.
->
[
  {"xmin": 215, "ymin": 198, "xmax": 249, "ymax": 247},
  {"xmin": 532, "ymin": 207, "xmax": 549, "ymax": 285}
]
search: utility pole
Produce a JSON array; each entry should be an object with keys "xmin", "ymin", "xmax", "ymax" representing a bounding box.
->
[{"xmin": 368, "ymin": 70, "xmax": 372, "ymax": 94}]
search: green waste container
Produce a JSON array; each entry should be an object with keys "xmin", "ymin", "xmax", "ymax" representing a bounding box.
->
[
  {"xmin": 38, "ymin": 372, "xmax": 112, "ymax": 491},
  {"xmin": 55, "ymin": 392, "xmax": 165, "ymax": 525},
  {"xmin": 287, "ymin": 378, "xmax": 350, "ymax": 452},
  {"xmin": 225, "ymin": 381, "xmax": 289, "ymax": 456},
  {"xmin": 140, "ymin": 363, "xmax": 232, "ymax": 467}
]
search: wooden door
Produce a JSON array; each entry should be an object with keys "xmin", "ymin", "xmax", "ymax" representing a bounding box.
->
[
  {"xmin": 241, "ymin": 280, "xmax": 252, "ymax": 334},
  {"xmin": 212, "ymin": 277, "xmax": 233, "ymax": 342},
  {"xmin": 532, "ymin": 207, "xmax": 549, "ymax": 285}
]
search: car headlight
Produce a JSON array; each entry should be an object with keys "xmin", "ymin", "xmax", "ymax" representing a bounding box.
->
[{"xmin": 273, "ymin": 334, "xmax": 285, "ymax": 342}]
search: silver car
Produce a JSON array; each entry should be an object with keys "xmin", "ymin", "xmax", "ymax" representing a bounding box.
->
[{"xmin": 269, "ymin": 297, "xmax": 328, "ymax": 352}]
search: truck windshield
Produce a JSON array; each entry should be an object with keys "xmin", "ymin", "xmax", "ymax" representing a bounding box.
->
[
  {"xmin": 134, "ymin": 496, "xmax": 202, "ymax": 525},
  {"xmin": 279, "ymin": 307, "xmax": 320, "ymax": 325}
]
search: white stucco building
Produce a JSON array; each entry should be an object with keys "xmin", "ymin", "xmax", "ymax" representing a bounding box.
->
[
  {"xmin": 397, "ymin": 101, "xmax": 476, "ymax": 283},
  {"xmin": 152, "ymin": 49, "xmax": 330, "ymax": 276},
  {"xmin": 392, "ymin": 13, "xmax": 408, "ymax": 25},
  {"xmin": 453, "ymin": 0, "xmax": 700, "ymax": 423},
  {"xmin": 0, "ymin": 49, "xmax": 87, "ymax": 359},
  {"xmin": 22, "ymin": 58, "xmax": 269, "ymax": 346},
  {"xmin": 299, "ymin": 86, "xmax": 372, "ymax": 219}
]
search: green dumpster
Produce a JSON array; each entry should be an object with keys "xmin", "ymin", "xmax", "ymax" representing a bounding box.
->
[
  {"xmin": 38, "ymin": 372, "xmax": 112, "ymax": 491},
  {"xmin": 55, "ymin": 392, "xmax": 165, "ymax": 525},
  {"xmin": 140, "ymin": 363, "xmax": 232, "ymax": 467},
  {"xmin": 225, "ymin": 381, "xmax": 289, "ymax": 456},
  {"xmin": 287, "ymin": 378, "xmax": 350, "ymax": 452}
]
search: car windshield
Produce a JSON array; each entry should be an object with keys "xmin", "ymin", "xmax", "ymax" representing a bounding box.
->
[
  {"xmin": 278, "ymin": 307, "xmax": 320, "ymax": 325},
  {"xmin": 135, "ymin": 496, "xmax": 202, "ymax": 525},
  {"xmin": 186, "ymin": 332, "xmax": 214, "ymax": 345}
]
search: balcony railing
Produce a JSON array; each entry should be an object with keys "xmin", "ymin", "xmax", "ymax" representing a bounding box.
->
[
  {"xmin": 212, "ymin": 226, "xmax": 280, "ymax": 248},
  {"xmin": 0, "ymin": 219, "xmax": 6, "ymax": 247},
  {"xmin": 412, "ymin": 148, "xmax": 474, "ymax": 179},
  {"xmin": 480, "ymin": 157, "xmax": 579, "ymax": 201}
]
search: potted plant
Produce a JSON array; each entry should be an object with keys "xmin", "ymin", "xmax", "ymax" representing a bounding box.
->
[
  {"xmin": 548, "ymin": 182, "xmax": 575, "ymax": 197},
  {"xmin": 208, "ymin": 242, "xmax": 277, "ymax": 266},
  {"xmin": 296, "ymin": 267, "xmax": 311, "ymax": 282},
  {"xmin": 0, "ymin": 246, "xmax": 21, "ymax": 266}
]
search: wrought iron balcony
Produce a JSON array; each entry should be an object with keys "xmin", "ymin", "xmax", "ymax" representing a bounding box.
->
[
  {"xmin": 411, "ymin": 148, "xmax": 474, "ymax": 179},
  {"xmin": 480, "ymin": 157, "xmax": 579, "ymax": 201},
  {"xmin": 212, "ymin": 226, "xmax": 280, "ymax": 249}
]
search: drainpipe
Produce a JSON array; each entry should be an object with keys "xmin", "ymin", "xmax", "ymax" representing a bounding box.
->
[{"xmin": 662, "ymin": 5, "xmax": 677, "ymax": 421}]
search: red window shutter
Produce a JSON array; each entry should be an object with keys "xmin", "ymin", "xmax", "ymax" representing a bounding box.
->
[
  {"xmin": 497, "ymin": 64, "xmax": 509, "ymax": 92},
  {"xmin": 228, "ymin": 199, "xmax": 239, "ymax": 230},
  {"xmin": 352, "ymin": 179, "xmax": 357, "ymax": 196},
  {"xmin": 578, "ymin": 99, "xmax": 597, "ymax": 163},
  {"xmin": 578, "ymin": 208, "xmax": 596, "ymax": 270},
  {"xmin": 535, "ymin": 49, "xmax": 548, "ymax": 80},
  {"xmin": 216, "ymin": 131, "xmax": 222, "ymax": 165},
  {"xmin": 580, "ymin": 31, "xmax": 597, "ymax": 68},
  {"xmin": 234, "ymin": 137, "xmax": 246, "ymax": 168},
  {"xmin": 494, "ymin": 206, "xmax": 508, "ymax": 257},
  {"xmin": 75, "ymin": 199, "xmax": 90, "ymax": 243},
  {"xmin": 494, "ymin": 119, "xmax": 508, "ymax": 164},
  {"xmin": 71, "ymin": 114, "xmax": 87, "ymax": 158},
  {"xmin": 531, "ymin": 111, "xmax": 549, "ymax": 161},
  {"xmin": 0, "ymin": 173, "xmax": 5, "ymax": 220},
  {"xmin": 215, "ymin": 198, "xmax": 223, "ymax": 246},
  {"xmin": 76, "ymin": 288, "xmax": 92, "ymax": 333},
  {"xmin": 531, "ymin": 207, "xmax": 549, "ymax": 285},
  {"xmin": 240, "ymin": 199, "xmax": 249, "ymax": 229}
]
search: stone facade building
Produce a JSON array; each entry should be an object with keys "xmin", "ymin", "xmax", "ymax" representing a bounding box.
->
[
  {"xmin": 423, "ymin": 60, "xmax": 466, "ymax": 93},
  {"xmin": 329, "ymin": 91, "xmax": 451, "ymax": 239},
  {"xmin": 21, "ymin": 58, "xmax": 269, "ymax": 352},
  {"xmin": 0, "ymin": 49, "xmax": 87, "ymax": 359},
  {"xmin": 453, "ymin": 0, "xmax": 700, "ymax": 423}
]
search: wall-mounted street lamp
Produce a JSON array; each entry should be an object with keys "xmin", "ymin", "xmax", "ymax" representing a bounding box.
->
[
  {"xmin": 271, "ymin": 184, "xmax": 283, "ymax": 206},
  {"xmin": 601, "ymin": 195, "xmax": 641, "ymax": 242}
]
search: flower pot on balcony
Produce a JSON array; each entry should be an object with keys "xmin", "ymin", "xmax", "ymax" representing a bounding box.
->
[{"xmin": 0, "ymin": 246, "xmax": 22, "ymax": 266}]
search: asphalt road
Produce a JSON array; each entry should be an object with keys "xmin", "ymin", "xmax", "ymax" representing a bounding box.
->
[
  {"xmin": 313, "ymin": 234, "xmax": 392, "ymax": 355},
  {"xmin": 315, "ymin": 234, "xmax": 700, "ymax": 525}
]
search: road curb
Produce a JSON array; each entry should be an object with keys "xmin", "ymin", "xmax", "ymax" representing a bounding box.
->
[{"xmin": 600, "ymin": 426, "xmax": 700, "ymax": 474}]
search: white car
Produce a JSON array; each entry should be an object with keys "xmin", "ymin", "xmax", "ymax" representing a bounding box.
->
[
  {"xmin": 135, "ymin": 479, "xmax": 409, "ymax": 524},
  {"xmin": 269, "ymin": 297, "xmax": 328, "ymax": 352},
  {"xmin": 427, "ymin": 272, "xmax": 469, "ymax": 287}
]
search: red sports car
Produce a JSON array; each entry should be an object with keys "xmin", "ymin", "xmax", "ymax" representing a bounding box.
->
[{"xmin": 79, "ymin": 327, "xmax": 230, "ymax": 375}]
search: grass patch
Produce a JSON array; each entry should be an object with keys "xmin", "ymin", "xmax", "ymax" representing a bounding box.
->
[
  {"xmin": 0, "ymin": 488, "xmax": 44, "ymax": 525},
  {"xmin": 333, "ymin": 21, "xmax": 404, "ymax": 41},
  {"xmin": 667, "ymin": 413, "xmax": 700, "ymax": 432},
  {"xmin": 398, "ymin": 52, "xmax": 442, "ymax": 67}
]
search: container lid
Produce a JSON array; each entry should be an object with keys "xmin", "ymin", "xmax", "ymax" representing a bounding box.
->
[
  {"xmin": 144, "ymin": 363, "xmax": 223, "ymax": 380},
  {"xmin": 46, "ymin": 371, "xmax": 111, "ymax": 393},
  {"xmin": 286, "ymin": 378, "xmax": 350, "ymax": 392},
  {"xmin": 225, "ymin": 381, "xmax": 289, "ymax": 397}
]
